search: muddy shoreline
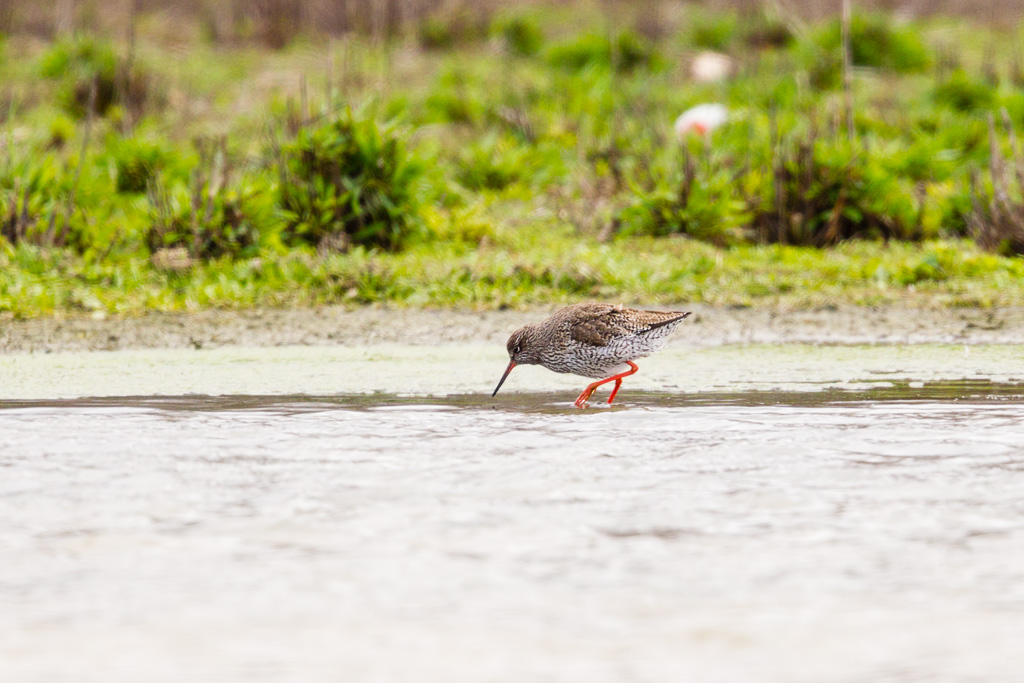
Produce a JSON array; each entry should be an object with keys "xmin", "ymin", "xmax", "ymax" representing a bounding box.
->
[{"xmin": 2, "ymin": 305, "xmax": 1024, "ymax": 354}]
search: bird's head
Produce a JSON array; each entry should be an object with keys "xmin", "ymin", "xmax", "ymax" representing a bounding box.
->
[{"xmin": 492, "ymin": 325, "xmax": 541, "ymax": 397}]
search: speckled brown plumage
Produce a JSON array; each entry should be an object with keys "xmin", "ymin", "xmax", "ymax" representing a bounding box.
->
[{"xmin": 491, "ymin": 303, "xmax": 691, "ymax": 407}]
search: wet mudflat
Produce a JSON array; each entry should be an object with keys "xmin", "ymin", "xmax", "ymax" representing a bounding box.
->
[{"xmin": 2, "ymin": 378, "xmax": 1024, "ymax": 682}]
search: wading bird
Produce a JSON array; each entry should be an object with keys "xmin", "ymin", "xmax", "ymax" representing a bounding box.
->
[{"xmin": 492, "ymin": 303, "xmax": 691, "ymax": 408}]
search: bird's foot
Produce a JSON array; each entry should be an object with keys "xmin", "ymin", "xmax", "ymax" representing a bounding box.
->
[{"xmin": 573, "ymin": 387, "xmax": 597, "ymax": 408}]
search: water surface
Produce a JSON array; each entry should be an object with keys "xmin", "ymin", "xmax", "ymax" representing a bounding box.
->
[{"xmin": 2, "ymin": 380, "xmax": 1024, "ymax": 682}]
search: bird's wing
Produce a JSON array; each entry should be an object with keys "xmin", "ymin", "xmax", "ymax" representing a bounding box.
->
[
  {"xmin": 636, "ymin": 309, "xmax": 693, "ymax": 331},
  {"xmin": 568, "ymin": 305, "xmax": 690, "ymax": 347}
]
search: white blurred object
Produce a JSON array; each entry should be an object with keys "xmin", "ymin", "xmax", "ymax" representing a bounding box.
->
[
  {"xmin": 690, "ymin": 51, "xmax": 734, "ymax": 83},
  {"xmin": 674, "ymin": 103, "xmax": 728, "ymax": 139}
]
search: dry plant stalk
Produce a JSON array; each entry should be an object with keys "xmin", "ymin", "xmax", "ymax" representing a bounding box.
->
[
  {"xmin": 840, "ymin": 0, "xmax": 854, "ymax": 142},
  {"xmin": 0, "ymin": 0, "xmax": 13, "ymax": 34},
  {"xmin": 969, "ymin": 111, "xmax": 1024, "ymax": 255}
]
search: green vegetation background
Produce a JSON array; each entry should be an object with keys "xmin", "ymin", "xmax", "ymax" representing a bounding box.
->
[{"xmin": 2, "ymin": 3, "xmax": 1024, "ymax": 317}]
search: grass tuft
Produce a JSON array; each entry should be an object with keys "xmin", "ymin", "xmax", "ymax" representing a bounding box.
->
[{"xmin": 276, "ymin": 109, "xmax": 425, "ymax": 252}]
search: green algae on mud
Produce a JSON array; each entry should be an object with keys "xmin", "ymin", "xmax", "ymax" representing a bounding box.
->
[{"xmin": 2, "ymin": 343, "xmax": 1024, "ymax": 401}]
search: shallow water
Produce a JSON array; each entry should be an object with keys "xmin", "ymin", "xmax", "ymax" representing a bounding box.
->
[{"xmin": 3, "ymin": 380, "xmax": 1024, "ymax": 682}]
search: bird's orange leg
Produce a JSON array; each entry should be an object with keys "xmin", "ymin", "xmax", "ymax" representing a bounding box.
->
[
  {"xmin": 606, "ymin": 362, "xmax": 638, "ymax": 404},
  {"xmin": 573, "ymin": 362, "xmax": 639, "ymax": 408},
  {"xmin": 607, "ymin": 379, "xmax": 623, "ymax": 404}
]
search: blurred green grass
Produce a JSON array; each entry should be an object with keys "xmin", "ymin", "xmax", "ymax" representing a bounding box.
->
[
  {"xmin": 2, "ymin": 2, "xmax": 1024, "ymax": 316},
  {"xmin": 4, "ymin": 233, "xmax": 1024, "ymax": 317}
]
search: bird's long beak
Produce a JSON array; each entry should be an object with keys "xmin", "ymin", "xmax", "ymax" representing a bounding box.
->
[{"xmin": 492, "ymin": 359, "xmax": 516, "ymax": 397}]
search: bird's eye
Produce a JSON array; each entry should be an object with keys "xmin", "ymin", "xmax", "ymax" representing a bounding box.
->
[{"xmin": 513, "ymin": 344, "xmax": 521, "ymax": 354}]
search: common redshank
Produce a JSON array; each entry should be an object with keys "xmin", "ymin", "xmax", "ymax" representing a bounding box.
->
[{"xmin": 491, "ymin": 303, "xmax": 692, "ymax": 408}]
